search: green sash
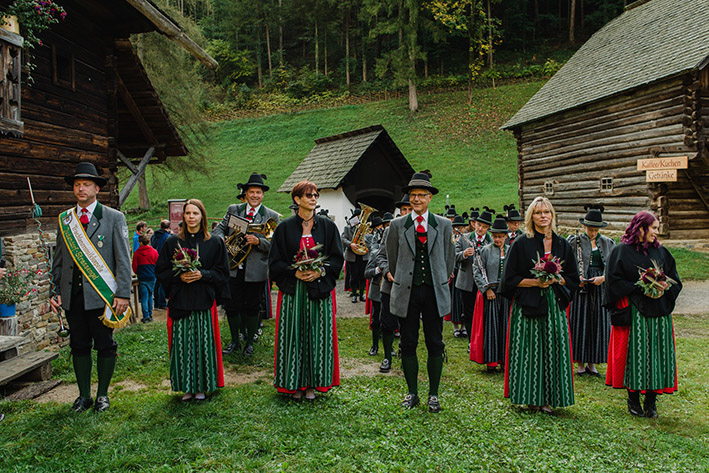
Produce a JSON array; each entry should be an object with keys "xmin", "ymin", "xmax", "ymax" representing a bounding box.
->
[{"xmin": 58, "ymin": 208, "xmax": 131, "ymax": 329}]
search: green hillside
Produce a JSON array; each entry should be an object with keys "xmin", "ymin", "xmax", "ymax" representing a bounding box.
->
[{"xmin": 122, "ymin": 81, "xmax": 544, "ymax": 224}]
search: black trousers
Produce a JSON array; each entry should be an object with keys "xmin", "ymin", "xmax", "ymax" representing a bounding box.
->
[
  {"xmin": 224, "ymin": 270, "xmax": 263, "ymax": 316},
  {"xmin": 370, "ymin": 300, "xmax": 381, "ymax": 330},
  {"xmin": 460, "ymin": 288, "xmax": 476, "ymax": 337},
  {"xmin": 67, "ymin": 289, "xmax": 117, "ymax": 358},
  {"xmin": 398, "ymin": 284, "xmax": 444, "ymax": 357},
  {"xmin": 347, "ymin": 256, "xmax": 366, "ymax": 292},
  {"xmin": 379, "ymin": 293, "xmax": 400, "ymax": 332}
]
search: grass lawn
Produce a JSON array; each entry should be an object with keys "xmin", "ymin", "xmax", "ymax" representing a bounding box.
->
[
  {"xmin": 121, "ymin": 81, "xmax": 544, "ymax": 225},
  {"xmin": 2, "ymin": 309, "xmax": 707, "ymax": 472}
]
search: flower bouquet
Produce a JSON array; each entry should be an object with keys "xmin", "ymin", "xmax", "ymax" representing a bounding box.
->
[
  {"xmin": 0, "ymin": 267, "xmax": 40, "ymax": 304},
  {"xmin": 635, "ymin": 259, "xmax": 677, "ymax": 299},
  {"xmin": 291, "ymin": 242, "xmax": 328, "ymax": 272},
  {"xmin": 530, "ymin": 253, "xmax": 564, "ymax": 283},
  {"xmin": 172, "ymin": 244, "xmax": 201, "ymax": 275}
]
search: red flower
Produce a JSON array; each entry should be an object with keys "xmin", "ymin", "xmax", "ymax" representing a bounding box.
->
[
  {"xmin": 543, "ymin": 261, "xmax": 558, "ymax": 274},
  {"xmin": 174, "ymin": 251, "xmax": 185, "ymax": 261}
]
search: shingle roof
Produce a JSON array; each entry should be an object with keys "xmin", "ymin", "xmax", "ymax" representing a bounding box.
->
[
  {"xmin": 278, "ymin": 125, "xmax": 413, "ymax": 192},
  {"xmin": 502, "ymin": 0, "xmax": 709, "ymax": 130}
]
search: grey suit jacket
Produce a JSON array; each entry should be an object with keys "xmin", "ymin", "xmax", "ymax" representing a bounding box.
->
[
  {"xmin": 364, "ymin": 244, "xmax": 383, "ymax": 302},
  {"xmin": 473, "ymin": 243, "xmax": 510, "ymax": 294},
  {"xmin": 376, "ymin": 227, "xmax": 392, "ymax": 295},
  {"xmin": 455, "ymin": 232, "xmax": 491, "ymax": 292},
  {"xmin": 386, "ymin": 212, "xmax": 456, "ymax": 318},
  {"xmin": 212, "ymin": 203, "xmax": 280, "ymax": 282},
  {"xmin": 51, "ymin": 202, "xmax": 132, "ymax": 311},
  {"xmin": 566, "ymin": 232, "xmax": 615, "ymax": 278}
]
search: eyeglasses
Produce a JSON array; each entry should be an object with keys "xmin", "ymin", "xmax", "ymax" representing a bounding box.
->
[
  {"xmin": 409, "ymin": 193, "xmax": 430, "ymax": 200},
  {"xmin": 304, "ymin": 192, "xmax": 320, "ymax": 199}
]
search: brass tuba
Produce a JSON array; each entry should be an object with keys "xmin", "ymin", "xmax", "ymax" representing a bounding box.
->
[
  {"xmin": 351, "ymin": 203, "xmax": 377, "ymax": 255},
  {"xmin": 225, "ymin": 217, "xmax": 278, "ymax": 270}
]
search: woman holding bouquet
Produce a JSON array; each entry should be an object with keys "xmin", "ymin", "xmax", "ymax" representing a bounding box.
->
[
  {"xmin": 604, "ymin": 211, "xmax": 681, "ymax": 418},
  {"xmin": 500, "ymin": 196, "xmax": 579, "ymax": 413},
  {"xmin": 269, "ymin": 181, "xmax": 344, "ymax": 400},
  {"xmin": 156, "ymin": 199, "xmax": 229, "ymax": 401}
]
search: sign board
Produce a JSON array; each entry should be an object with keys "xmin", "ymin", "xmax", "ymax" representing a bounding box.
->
[
  {"xmin": 168, "ymin": 199, "xmax": 187, "ymax": 233},
  {"xmin": 646, "ymin": 169, "xmax": 677, "ymax": 182},
  {"xmin": 637, "ymin": 156, "xmax": 688, "ymax": 171}
]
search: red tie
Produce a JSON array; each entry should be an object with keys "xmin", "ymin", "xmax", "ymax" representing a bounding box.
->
[
  {"xmin": 416, "ymin": 215, "xmax": 427, "ymax": 245},
  {"xmin": 80, "ymin": 208, "xmax": 89, "ymax": 227},
  {"xmin": 246, "ymin": 208, "xmax": 255, "ymax": 222}
]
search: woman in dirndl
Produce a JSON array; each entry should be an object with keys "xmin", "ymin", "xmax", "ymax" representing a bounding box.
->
[
  {"xmin": 156, "ymin": 199, "xmax": 229, "ymax": 401},
  {"xmin": 269, "ymin": 180, "xmax": 344, "ymax": 400},
  {"xmin": 470, "ymin": 215, "xmax": 511, "ymax": 372},
  {"xmin": 566, "ymin": 205, "xmax": 615, "ymax": 377},
  {"xmin": 605, "ymin": 211, "xmax": 681, "ymax": 418},
  {"xmin": 500, "ymin": 197, "xmax": 579, "ymax": 413}
]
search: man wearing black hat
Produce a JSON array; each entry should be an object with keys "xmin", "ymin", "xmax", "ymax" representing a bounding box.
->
[
  {"xmin": 504, "ymin": 204, "xmax": 524, "ymax": 245},
  {"xmin": 363, "ymin": 215, "xmax": 385, "ymax": 356},
  {"xmin": 342, "ymin": 208, "xmax": 369, "ymax": 303},
  {"xmin": 50, "ymin": 162, "xmax": 132, "ymax": 413},
  {"xmin": 213, "ymin": 173, "xmax": 280, "ymax": 357},
  {"xmin": 374, "ymin": 196, "xmax": 411, "ymax": 373},
  {"xmin": 386, "ymin": 172, "xmax": 455, "ymax": 412},
  {"xmin": 455, "ymin": 207, "xmax": 493, "ymax": 344}
]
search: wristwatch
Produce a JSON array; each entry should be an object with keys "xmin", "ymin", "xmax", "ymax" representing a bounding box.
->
[{"xmin": 319, "ymin": 267, "xmax": 326, "ymax": 278}]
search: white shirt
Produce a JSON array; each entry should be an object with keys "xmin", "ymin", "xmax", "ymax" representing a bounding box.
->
[
  {"xmin": 76, "ymin": 200, "xmax": 98, "ymax": 221},
  {"xmin": 411, "ymin": 210, "xmax": 429, "ymax": 232},
  {"xmin": 246, "ymin": 204, "xmax": 261, "ymax": 219}
]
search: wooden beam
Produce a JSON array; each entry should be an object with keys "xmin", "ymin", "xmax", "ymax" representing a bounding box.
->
[
  {"xmin": 124, "ymin": 0, "xmax": 218, "ymax": 69},
  {"xmin": 116, "ymin": 73, "xmax": 157, "ymax": 146},
  {"xmin": 119, "ymin": 147, "xmax": 154, "ymax": 208}
]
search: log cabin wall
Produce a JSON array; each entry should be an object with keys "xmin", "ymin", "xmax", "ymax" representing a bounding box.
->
[
  {"xmin": 0, "ymin": 3, "xmax": 116, "ymax": 238},
  {"xmin": 514, "ymin": 74, "xmax": 709, "ymax": 238}
]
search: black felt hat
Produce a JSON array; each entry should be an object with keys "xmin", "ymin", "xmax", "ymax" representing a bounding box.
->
[
  {"xmin": 236, "ymin": 183, "xmax": 246, "ymax": 199},
  {"xmin": 243, "ymin": 173, "xmax": 269, "ymax": 192},
  {"xmin": 402, "ymin": 170, "xmax": 438, "ymax": 195},
  {"xmin": 504, "ymin": 204, "xmax": 524, "ymax": 221},
  {"xmin": 444, "ymin": 205, "xmax": 457, "ymax": 218},
  {"xmin": 469, "ymin": 207, "xmax": 480, "ymax": 222},
  {"xmin": 65, "ymin": 162, "xmax": 107, "ymax": 187},
  {"xmin": 371, "ymin": 216, "xmax": 384, "ymax": 227},
  {"xmin": 382, "ymin": 212, "xmax": 394, "ymax": 223},
  {"xmin": 579, "ymin": 204, "xmax": 608, "ymax": 228},
  {"xmin": 451, "ymin": 215, "xmax": 467, "ymax": 227},
  {"xmin": 489, "ymin": 214, "xmax": 509, "ymax": 233},
  {"xmin": 476, "ymin": 206, "xmax": 495, "ymax": 226},
  {"xmin": 317, "ymin": 208, "xmax": 330, "ymax": 217},
  {"xmin": 395, "ymin": 194, "xmax": 411, "ymax": 208}
]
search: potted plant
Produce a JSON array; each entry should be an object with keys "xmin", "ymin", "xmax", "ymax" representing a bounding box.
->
[
  {"xmin": 1, "ymin": 0, "xmax": 66, "ymax": 78},
  {"xmin": 0, "ymin": 266, "xmax": 39, "ymax": 317}
]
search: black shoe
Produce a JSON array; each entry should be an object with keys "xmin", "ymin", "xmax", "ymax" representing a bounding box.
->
[
  {"xmin": 222, "ymin": 341, "xmax": 240, "ymax": 355},
  {"xmin": 359, "ymin": 295, "xmax": 366, "ymax": 302},
  {"xmin": 391, "ymin": 350, "xmax": 397, "ymax": 358},
  {"xmin": 368, "ymin": 346, "xmax": 379, "ymax": 356},
  {"xmin": 394, "ymin": 331, "xmax": 400, "ymax": 338},
  {"xmin": 644, "ymin": 393, "xmax": 658, "ymax": 419},
  {"xmin": 401, "ymin": 393, "xmax": 419, "ymax": 409},
  {"xmin": 427, "ymin": 395, "xmax": 441, "ymax": 413},
  {"xmin": 257, "ymin": 328, "xmax": 263, "ymax": 337},
  {"xmin": 461, "ymin": 329, "xmax": 468, "ymax": 338},
  {"xmin": 72, "ymin": 396, "xmax": 93, "ymax": 413},
  {"xmin": 94, "ymin": 396, "xmax": 110, "ymax": 412},
  {"xmin": 352, "ymin": 296, "xmax": 358, "ymax": 303},
  {"xmin": 243, "ymin": 344, "xmax": 255, "ymax": 357},
  {"xmin": 379, "ymin": 359, "xmax": 392, "ymax": 373},
  {"xmin": 453, "ymin": 329, "xmax": 461, "ymax": 338},
  {"xmin": 627, "ymin": 391, "xmax": 644, "ymax": 417}
]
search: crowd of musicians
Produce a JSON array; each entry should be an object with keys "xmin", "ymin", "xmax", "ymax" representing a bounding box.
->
[{"xmin": 51, "ymin": 162, "xmax": 682, "ymax": 419}]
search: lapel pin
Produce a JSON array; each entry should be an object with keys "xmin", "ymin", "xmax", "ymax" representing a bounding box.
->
[{"xmin": 97, "ymin": 235, "xmax": 104, "ymax": 248}]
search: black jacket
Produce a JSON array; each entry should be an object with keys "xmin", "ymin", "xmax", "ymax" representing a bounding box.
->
[
  {"xmin": 156, "ymin": 232, "xmax": 230, "ymax": 316},
  {"xmin": 604, "ymin": 243, "xmax": 681, "ymax": 318},
  {"xmin": 269, "ymin": 214, "xmax": 344, "ymax": 300},
  {"xmin": 501, "ymin": 230, "xmax": 580, "ymax": 317}
]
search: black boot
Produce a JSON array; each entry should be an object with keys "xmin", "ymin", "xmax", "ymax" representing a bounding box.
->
[
  {"xmin": 644, "ymin": 391, "xmax": 658, "ymax": 419},
  {"xmin": 627, "ymin": 390, "xmax": 644, "ymax": 417}
]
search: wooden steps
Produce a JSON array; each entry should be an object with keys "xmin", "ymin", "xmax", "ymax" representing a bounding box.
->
[{"xmin": 0, "ymin": 335, "xmax": 59, "ymax": 387}]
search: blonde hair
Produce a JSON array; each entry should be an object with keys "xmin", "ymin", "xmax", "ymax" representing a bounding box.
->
[{"xmin": 524, "ymin": 196, "xmax": 557, "ymax": 238}]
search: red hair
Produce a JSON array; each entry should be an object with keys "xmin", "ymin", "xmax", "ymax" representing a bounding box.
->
[{"xmin": 621, "ymin": 211, "xmax": 659, "ymax": 254}]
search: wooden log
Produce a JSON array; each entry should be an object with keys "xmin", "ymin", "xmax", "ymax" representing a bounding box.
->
[
  {"xmin": 0, "ymin": 317, "xmax": 18, "ymax": 337},
  {"xmin": 4, "ymin": 379, "xmax": 62, "ymax": 401}
]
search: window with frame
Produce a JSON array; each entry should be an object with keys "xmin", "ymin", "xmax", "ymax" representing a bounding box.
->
[
  {"xmin": 544, "ymin": 181, "xmax": 554, "ymax": 195},
  {"xmin": 0, "ymin": 28, "xmax": 24, "ymax": 136},
  {"xmin": 600, "ymin": 177, "xmax": 613, "ymax": 191},
  {"xmin": 52, "ymin": 45, "xmax": 75, "ymax": 90}
]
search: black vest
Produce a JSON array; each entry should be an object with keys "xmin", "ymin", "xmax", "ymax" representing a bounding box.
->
[{"xmin": 413, "ymin": 231, "xmax": 433, "ymax": 286}]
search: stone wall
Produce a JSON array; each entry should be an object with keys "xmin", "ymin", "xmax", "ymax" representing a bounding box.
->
[{"xmin": 1, "ymin": 231, "xmax": 68, "ymax": 352}]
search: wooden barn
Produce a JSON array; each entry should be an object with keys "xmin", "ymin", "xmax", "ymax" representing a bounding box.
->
[
  {"xmin": 278, "ymin": 125, "xmax": 415, "ymax": 231},
  {"xmin": 501, "ymin": 0, "xmax": 709, "ymax": 239},
  {"xmin": 0, "ymin": 0, "xmax": 216, "ymax": 349}
]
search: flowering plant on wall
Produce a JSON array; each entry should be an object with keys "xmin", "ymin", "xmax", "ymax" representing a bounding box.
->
[{"xmin": 0, "ymin": 267, "xmax": 40, "ymax": 305}]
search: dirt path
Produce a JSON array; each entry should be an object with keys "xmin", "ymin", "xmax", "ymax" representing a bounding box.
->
[{"xmin": 673, "ymin": 280, "xmax": 709, "ymax": 315}]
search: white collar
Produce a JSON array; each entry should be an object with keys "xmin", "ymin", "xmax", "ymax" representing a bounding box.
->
[
  {"xmin": 77, "ymin": 200, "xmax": 98, "ymax": 216},
  {"xmin": 247, "ymin": 204, "xmax": 261, "ymax": 215},
  {"xmin": 411, "ymin": 210, "xmax": 429, "ymax": 223}
]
